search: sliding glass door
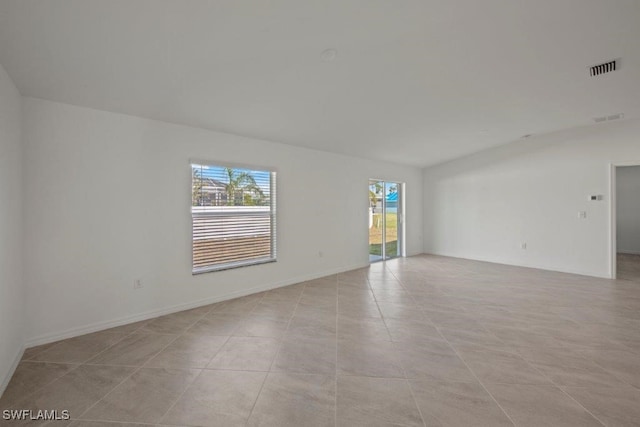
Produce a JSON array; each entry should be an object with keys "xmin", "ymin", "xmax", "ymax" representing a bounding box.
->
[{"xmin": 369, "ymin": 180, "xmax": 403, "ymax": 262}]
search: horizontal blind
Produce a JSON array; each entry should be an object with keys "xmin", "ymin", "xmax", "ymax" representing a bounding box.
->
[{"xmin": 191, "ymin": 162, "xmax": 276, "ymax": 273}]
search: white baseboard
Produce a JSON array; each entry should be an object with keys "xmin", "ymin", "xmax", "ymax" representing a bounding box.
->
[
  {"xmin": 24, "ymin": 261, "xmax": 369, "ymax": 348},
  {"xmin": 421, "ymin": 251, "xmax": 611, "ymax": 279},
  {"xmin": 1, "ymin": 344, "xmax": 25, "ymax": 398}
]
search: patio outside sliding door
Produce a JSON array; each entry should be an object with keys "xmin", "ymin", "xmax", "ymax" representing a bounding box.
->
[{"xmin": 369, "ymin": 180, "xmax": 403, "ymax": 262}]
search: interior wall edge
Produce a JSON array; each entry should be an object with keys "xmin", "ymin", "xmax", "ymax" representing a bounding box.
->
[
  {"xmin": 0, "ymin": 60, "xmax": 25, "ymax": 399},
  {"xmin": 422, "ymin": 118, "xmax": 640, "ymax": 280},
  {"xmin": 24, "ymin": 260, "xmax": 369, "ymax": 348},
  {"xmin": 0, "ymin": 345, "xmax": 24, "ymax": 398}
]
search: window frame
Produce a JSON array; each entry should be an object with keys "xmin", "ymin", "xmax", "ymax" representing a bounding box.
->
[{"xmin": 190, "ymin": 159, "xmax": 277, "ymax": 275}]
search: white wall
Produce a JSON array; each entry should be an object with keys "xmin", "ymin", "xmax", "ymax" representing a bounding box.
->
[
  {"xmin": 0, "ymin": 63, "xmax": 24, "ymax": 392},
  {"xmin": 22, "ymin": 98, "xmax": 423, "ymax": 344},
  {"xmin": 617, "ymin": 165, "xmax": 640, "ymax": 254},
  {"xmin": 423, "ymin": 119, "xmax": 640, "ymax": 278}
]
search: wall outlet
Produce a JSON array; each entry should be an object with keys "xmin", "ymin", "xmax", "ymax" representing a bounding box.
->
[
  {"xmin": 521, "ymin": 243, "xmax": 527, "ymax": 250},
  {"xmin": 579, "ymin": 211, "xmax": 587, "ymax": 219},
  {"xmin": 133, "ymin": 279, "xmax": 143, "ymax": 289},
  {"xmin": 318, "ymin": 251, "xmax": 324, "ymax": 258}
]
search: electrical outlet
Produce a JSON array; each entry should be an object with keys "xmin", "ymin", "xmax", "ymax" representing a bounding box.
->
[
  {"xmin": 133, "ymin": 279, "xmax": 143, "ymax": 289},
  {"xmin": 521, "ymin": 243, "xmax": 527, "ymax": 250},
  {"xmin": 579, "ymin": 211, "xmax": 587, "ymax": 219},
  {"xmin": 318, "ymin": 251, "xmax": 324, "ymax": 258}
]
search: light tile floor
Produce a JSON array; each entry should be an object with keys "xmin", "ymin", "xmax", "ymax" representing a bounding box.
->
[
  {"xmin": 618, "ymin": 253, "xmax": 640, "ymax": 282},
  {"xmin": 2, "ymin": 255, "xmax": 640, "ymax": 426}
]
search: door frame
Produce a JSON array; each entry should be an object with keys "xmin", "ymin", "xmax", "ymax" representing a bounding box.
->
[
  {"xmin": 368, "ymin": 179, "xmax": 405, "ymax": 263},
  {"xmin": 610, "ymin": 162, "xmax": 640, "ymax": 279}
]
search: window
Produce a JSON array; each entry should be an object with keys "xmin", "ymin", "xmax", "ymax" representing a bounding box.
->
[{"xmin": 191, "ymin": 161, "xmax": 276, "ymax": 274}]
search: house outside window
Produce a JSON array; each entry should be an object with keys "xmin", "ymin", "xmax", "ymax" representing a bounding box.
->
[{"xmin": 191, "ymin": 161, "xmax": 276, "ymax": 274}]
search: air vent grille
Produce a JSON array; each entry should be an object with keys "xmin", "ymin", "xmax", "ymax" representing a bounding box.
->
[{"xmin": 590, "ymin": 60, "xmax": 617, "ymax": 76}]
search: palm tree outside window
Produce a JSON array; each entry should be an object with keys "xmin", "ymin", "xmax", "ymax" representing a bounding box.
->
[{"xmin": 191, "ymin": 161, "xmax": 276, "ymax": 273}]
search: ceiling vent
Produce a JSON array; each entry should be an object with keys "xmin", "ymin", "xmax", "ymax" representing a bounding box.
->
[{"xmin": 590, "ymin": 60, "xmax": 617, "ymax": 77}]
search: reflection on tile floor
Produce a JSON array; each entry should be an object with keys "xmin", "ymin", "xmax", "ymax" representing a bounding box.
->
[{"xmin": 2, "ymin": 254, "xmax": 640, "ymax": 426}]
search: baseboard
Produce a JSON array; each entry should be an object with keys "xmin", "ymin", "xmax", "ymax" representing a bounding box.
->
[
  {"xmin": 421, "ymin": 251, "xmax": 611, "ymax": 279},
  {"xmin": 617, "ymin": 250, "xmax": 640, "ymax": 256},
  {"xmin": 24, "ymin": 261, "xmax": 369, "ymax": 348},
  {"xmin": 1, "ymin": 344, "xmax": 25, "ymax": 398}
]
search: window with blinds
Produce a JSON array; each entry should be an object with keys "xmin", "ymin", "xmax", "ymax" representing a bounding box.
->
[{"xmin": 191, "ymin": 161, "xmax": 276, "ymax": 274}]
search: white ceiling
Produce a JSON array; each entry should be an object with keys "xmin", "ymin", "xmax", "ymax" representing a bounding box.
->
[{"xmin": 1, "ymin": 0, "xmax": 638, "ymax": 167}]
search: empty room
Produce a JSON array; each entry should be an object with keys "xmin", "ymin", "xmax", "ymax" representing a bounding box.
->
[{"xmin": 1, "ymin": 1, "xmax": 640, "ymax": 426}]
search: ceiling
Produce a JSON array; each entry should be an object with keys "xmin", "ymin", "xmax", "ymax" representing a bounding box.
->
[{"xmin": 1, "ymin": 0, "xmax": 638, "ymax": 167}]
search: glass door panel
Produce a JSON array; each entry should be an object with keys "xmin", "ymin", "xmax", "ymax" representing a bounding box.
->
[
  {"xmin": 369, "ymin": 180, "xmax": 384, "ymax": 262},
  {"xmin": 384, "ymin": 182, "xmax": 401, "ymax": 259},
  {"xmin": 369, "ymin": 180, "xmax": 403, "ymax": 262}
]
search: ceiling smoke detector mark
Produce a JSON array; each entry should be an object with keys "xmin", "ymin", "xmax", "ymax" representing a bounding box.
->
[
  {"xmin": 593, "ymin": 113, "xmax": 624, "ymax": 123},
  {"xmin": 589, "ymin": 59, "xmax": 618, "ymax": 77},
  {"xmin": 321, "ymin": 49, "xmax": 338, "ymax": 62}
]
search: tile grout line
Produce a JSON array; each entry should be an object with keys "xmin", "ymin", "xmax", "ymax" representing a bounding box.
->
[
  {"xmin": 8, "ymin": 257, "xmax": 640, "ymax": 426},
  {"xmin": 385, "ymin": 263, "xmax": 429, "ymax": 427},
  {"xmin": 1, "ymin": 361, "xmax": 83, "ymax": 413},
  {"xmin": 161, "ymin": 296, "xmax": 244, "ymax": 372},
  {"xmin": 475, "ymin": 325, "xmax": 611, "ymax": 426},
  {"xmin": 445, "ymin": 320, "xmax": 622, "ymax": 426},
  {"xmin": 581, "ymin": 352, "xmax": 640, "ymax": 392},
  {"xmin": 369, "ymin": 267, "xmax": 395, "ymax": 342},
  {"xmin": 10, "ymin": 323, "xmax": 152, "ymax": 410},
  {"xmin": 387, "ymin": 269, "xmax": 429, "ymax": 427},
  {"xmin": 394, "ymin": 264, "xmax": 452, "ymax": 427},
  {"xmin": 243, "ymin": 280, "xmax": 308, "ymax": 426},
  {"xmin": 503, "ymin": 349, "xmax": 607, "ymax": 426},
  {"xmin": 84, "ymin": 305, "xmax": 211, "ymax": 370},
  {"xmin": 73, "ymin": 315, "xmax": 196, "ymax": 423},
  {"xmin": 24, "ymin": 331, "xmax": 133, "ymax": 365},
  {"xmin": 510, "ymin": 347, "xmax": 609, "ymax": 427},
  {"xmin": 155, "ymin": 294, "xmax": 265, "ymax": 425},
  {"xmin": 148, "ymin": 304, "xmax": 224, "ymax": 424},
  {"xmin": 82, "ymin": 321, "xmax": 163, "ymax": 365},
  {"xmin": 155, "ymin": 367, "xmax": 205, "ymax": 425},
  {"xmin": 554, "ymin": 387, "xmax": 608, "ymax": 426},
  {"xmin": 429, "ymin": 302, "xmax": 518, "ymax": 426},
  {"xmin": 193, "ymin": 293, "xmax": 270, "ymax": 427}
]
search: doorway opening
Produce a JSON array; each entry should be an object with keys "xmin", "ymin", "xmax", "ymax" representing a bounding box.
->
[
  {"xmin": 369, "ymin": 180, "xmax": 404, "ymax": 263},
  {"xmin": 612, "ymin": 164, "xmax": 640, "ymax": 281}
]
